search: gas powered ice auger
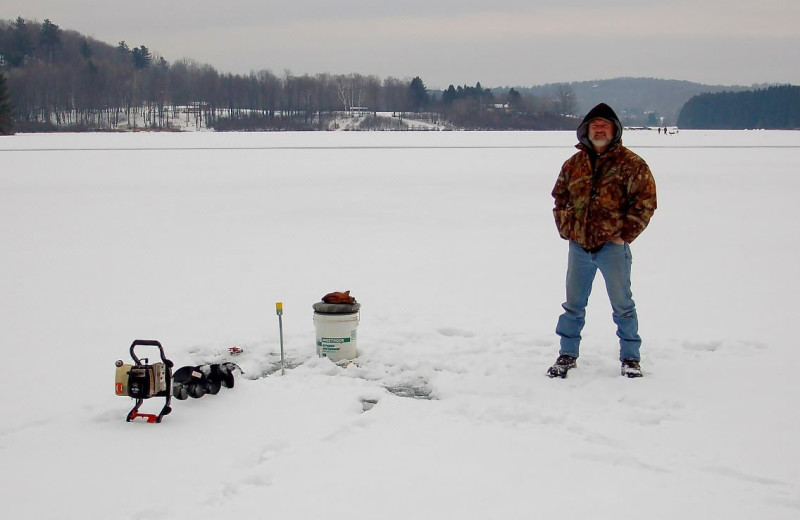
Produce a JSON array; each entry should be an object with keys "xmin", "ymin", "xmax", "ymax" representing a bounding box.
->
[
  {"xmin": 114, "ymin": 339, "xmax": 174, "ymax": 423},
  {"xmin": 115, "ymin": 339, "xmax": 242, "ymax": 423}
]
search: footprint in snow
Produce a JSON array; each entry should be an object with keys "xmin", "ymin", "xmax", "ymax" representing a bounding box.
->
[{"xmin": 436, "ymin": 327, "xmax": 475, "ymax": 338}]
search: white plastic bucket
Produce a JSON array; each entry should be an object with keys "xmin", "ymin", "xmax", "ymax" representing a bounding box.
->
[{"xmin": 314, "ymin": 312, "xmax": 359, "ymax": 362}]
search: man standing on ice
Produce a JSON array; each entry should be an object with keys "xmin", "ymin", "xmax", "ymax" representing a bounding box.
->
[{"xmin": 548, "ymin": 103, "xmax": 657, "ymax": 378}]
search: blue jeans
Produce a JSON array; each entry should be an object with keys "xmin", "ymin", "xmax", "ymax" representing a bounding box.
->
[{"xmin": 556, "ymin": 240, "xmax": 641, "ymax": 361}]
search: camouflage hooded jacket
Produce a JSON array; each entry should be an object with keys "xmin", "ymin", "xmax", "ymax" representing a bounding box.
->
[{"xmin": 552, "ymin": 103, "xmax": 657, "ymax": 252}]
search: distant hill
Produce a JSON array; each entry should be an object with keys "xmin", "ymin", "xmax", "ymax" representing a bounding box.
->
[{"xmin": 501, "ymin": 78, "xmax": 751, "ymax": 126}]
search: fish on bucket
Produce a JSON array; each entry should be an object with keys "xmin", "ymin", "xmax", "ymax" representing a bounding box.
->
[{"xmin": 314, "ymin": 290, "xmax": 361, "ymax": 362}]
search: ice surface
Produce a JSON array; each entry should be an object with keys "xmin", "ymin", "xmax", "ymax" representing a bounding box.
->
[{"xmin": 1, "ymin": 129, "xmax": 798, "ymax": 519}]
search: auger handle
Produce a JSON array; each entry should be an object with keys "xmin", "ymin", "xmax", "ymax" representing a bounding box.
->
[{"xmin": 129, "ymin": 339, "xmax": 171, "ymax": 366}]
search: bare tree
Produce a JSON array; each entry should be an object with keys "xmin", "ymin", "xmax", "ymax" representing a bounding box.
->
[
  {"xmin": 554, "ymin": 83, "xmax": 577, "ymax": 116},
  {"xmin": 380, "ymin": 77, "xmax": 407, "ymax": 113},
  {"xmin": 337, "ymin": 73, "xmax": 366, "ymax": 112}
]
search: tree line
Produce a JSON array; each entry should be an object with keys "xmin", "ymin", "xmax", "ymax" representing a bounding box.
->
[
  {"xmin": 677, "ymin": 85, "xmax": 800, "ymax": 129},
  {"xmin": 0, "ymin": 71, "xmax": 11, "ymax": 134},
  {"xmin": 0, "ymin": 17, "xmax": 575, "ymax": 133}
]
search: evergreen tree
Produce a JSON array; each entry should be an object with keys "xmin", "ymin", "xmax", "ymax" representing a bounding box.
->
[
  {"xmin": 8, "ymin": 17, "xmax": 34, "ymax": 67},
  {"xmin": 132, "ymin": 45, "xmax": 152, "ymax": 69},
  {"xmin": 39, "ymin": 19, "xmax": 62, "ymax": 63},
  {"xmin": 441, "ymin": 85, "xmax": 458, "ymax": 105},
  {"xmin": 0, "ymin": 72, "xmax": 14, "ymax": 135},
  {"xmin": 408, "ymin": 76, "xmax": 429, "ymax": 112}
]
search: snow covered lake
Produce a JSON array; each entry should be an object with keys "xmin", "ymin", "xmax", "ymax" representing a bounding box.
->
[{"xmin": 1, "ymin": 129, "xmax": 798, "ymax": 519}]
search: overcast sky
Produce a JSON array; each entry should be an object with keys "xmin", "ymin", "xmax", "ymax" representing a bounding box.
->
[{"xmin": 4, "ymin": 1, "xmax": 799, "ymax": 89}]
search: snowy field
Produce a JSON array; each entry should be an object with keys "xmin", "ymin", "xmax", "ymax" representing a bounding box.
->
[{"xmin": 1, "ymin": 129, "xmax": 798, "ymax": 519}]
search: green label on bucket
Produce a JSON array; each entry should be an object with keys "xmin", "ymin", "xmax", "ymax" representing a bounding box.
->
[{"xmin": 318, "ymin": 337, "xmax": 350, "ymax": 344}]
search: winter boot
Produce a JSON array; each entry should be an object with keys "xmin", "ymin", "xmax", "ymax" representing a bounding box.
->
[
  {"xmin": 547, "ymin": 354, "xmax": 577, "ymax": 378},
  {"xmin": 621, "ymin": 359, "xmax": 643, "ymax": 378}
]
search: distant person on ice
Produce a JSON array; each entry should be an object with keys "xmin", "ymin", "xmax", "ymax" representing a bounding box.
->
[{"xmin": 548, "ymin": 103, "xmax": 657, "ymax": 378}]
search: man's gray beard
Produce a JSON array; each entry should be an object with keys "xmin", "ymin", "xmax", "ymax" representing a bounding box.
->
[{"xmin": 590, "ymin": 137, "xmax": 610, "ymax": 149}]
